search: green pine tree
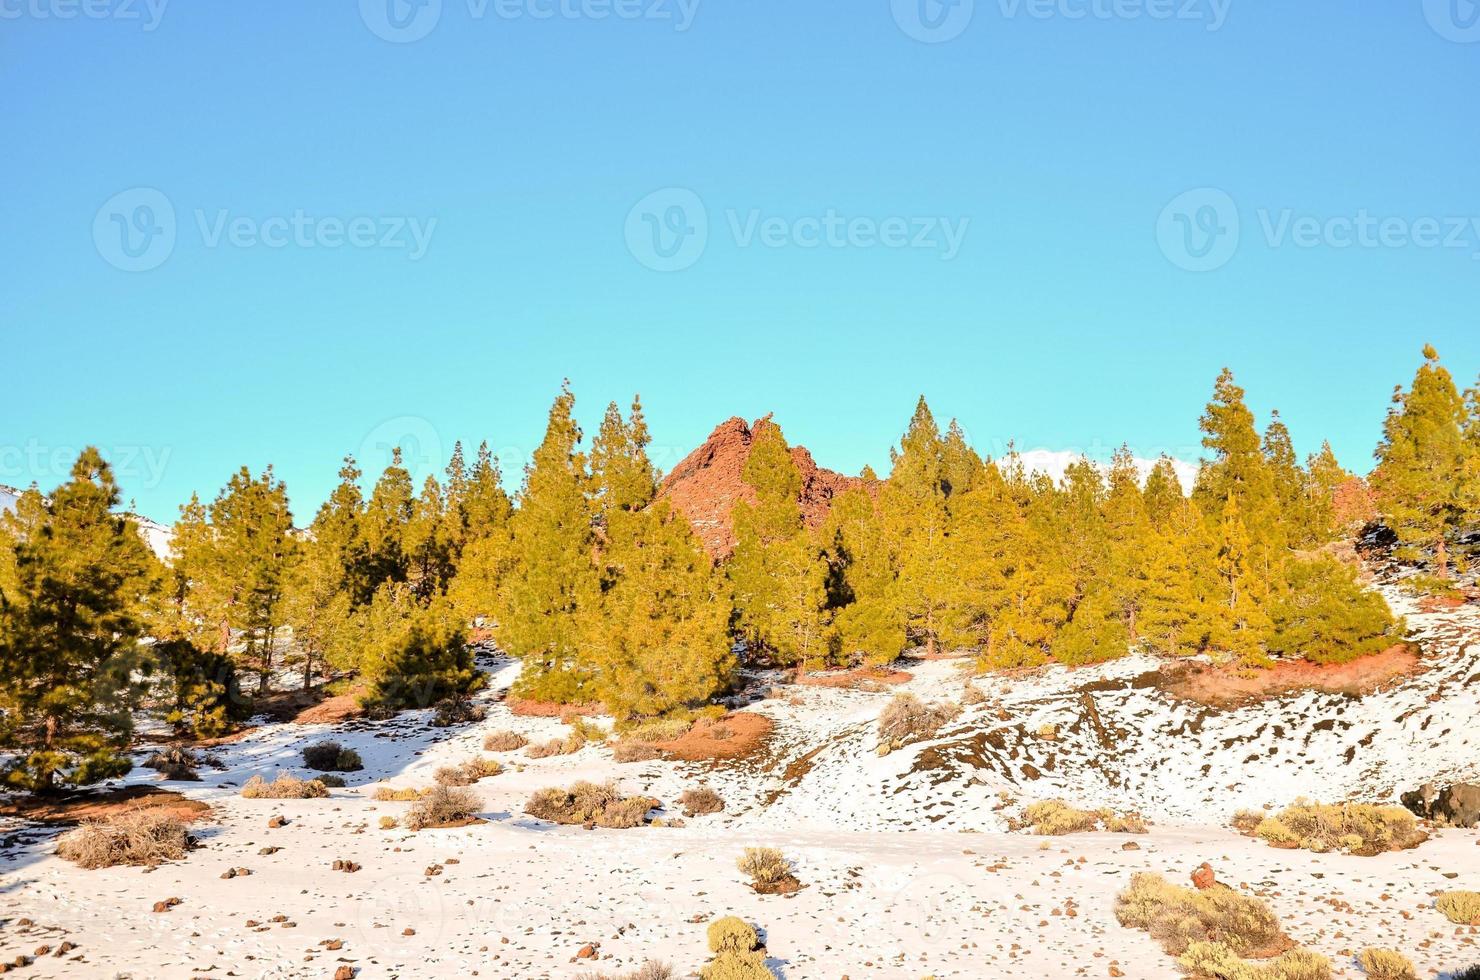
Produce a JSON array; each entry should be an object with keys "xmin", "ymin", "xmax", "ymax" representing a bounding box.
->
[{"xmin": 0, "ymin": 450, "xmax": 158, "ymax": 792}]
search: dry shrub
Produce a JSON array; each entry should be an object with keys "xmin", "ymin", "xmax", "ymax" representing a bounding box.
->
[
  {"xmin": 143, "ymin": 746, "xmax": 222, "ymax": 781},
  {"xmin": 1449, "ymin": 968, "xmax": 1480, "ymax": 980},
  {"xmin": 301, "ymin": 740, "xmax": 363, "ymax": 772},
  {"xmin": 431, "ymin": 696, "xmax": 486, "ymax": 727},
  {"xmin": 701, "ymin": 916, "xmax": 769, "ymax": 980},
  {"xmin": 434, "ymin": 757, "xmax": 502, "ymax": 786},
  {"xmin": 483, "ymin": 730, "xmax": 528, "ymax": 752},
  {"xmin": 1356, "ymin": 948, "xmax": 1416, "ymax": 980},
  {"xmin": 612, "ymin": 740, "xmax": 663, "ymax": 763},
  {"xmin": 680, "ymin": 786, "xmax": 725, "ymax": 817},
  {"xmin": 1178, "ymin": 941, "xmax": 1330, "ymax": 980},
  {"xmin": 378, "ymin": 815, "xmax": 399, "ymax": 830},
  {"xmin": 318, "ymin": 774, "xmax": 346, "ymax": 788},
  {"xmin": 1231, "ymin": 809, "xmax": 1267, "ymax": 836},
  {"xmin": 241, "ymin": 773, "xmax": 329, "ymax": 799},
  {"xmin": 1248, "ymin": 800, "xmax": 1425, "ymax": 855},
  {"xmin": 961, "ymin": 682, "xmax": 988, "ymax": 705},
  {"xmin": 405, "ymin": 784, "xmax": 482, "ymax": 830},
  {"xmin": 525, "ymin": 738, "xmax": 566, "ymax": 759},
  {"xmin": 1115, "ymin": 872, "xmax": 1284, "ymax": 958},
  {"xmin": 574, "ymin": 964, "xmax": 673, "ymax": 980},
  {"xmin": 57, "ymin": 810, "xmax": 190, "ymax": 869},
  {"xmin": 524, "ymin": 781, "xmax": 655, "ymax": 828},
  {"xmin": 371, "ymin": 785, "xmax": 430, "ymax": 801},
  {"xmin": 1018, "ymin": 800, "xmax": 1147, "ymax": 835},
  {"xmin": 876, "ymin": 693, "xmax": 960, "ymax": 749},
  {"xmin": 1437, "ymin": 891, "xmax": 1480, "ymax": 925},
  {"xmin": 737, "ymin": 847, "xmax": 799, "ymax": 894},
  {"xmin": 563, "ymin": 715, "xmax": 608, "ymax": 744},
  {"xmin": 625, "ymin": 717, "xmax": 693, "ymax": 743}
]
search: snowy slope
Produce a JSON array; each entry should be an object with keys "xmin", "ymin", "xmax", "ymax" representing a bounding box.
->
[{"xmin": 0, "ymin": 482, "xmax": 171, "ymax": 558}]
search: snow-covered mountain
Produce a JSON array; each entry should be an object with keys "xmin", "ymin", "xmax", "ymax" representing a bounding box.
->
[
  {"xmin": 0, "ymin": 483, "xmax": 17, "ymax": 514},
  {"xmin": 1012, "ymin": 448, "xmax": 1198, "ymax": 493}
]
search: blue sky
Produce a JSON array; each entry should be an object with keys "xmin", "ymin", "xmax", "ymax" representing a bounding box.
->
[{"xmin": 2, "ymin": 0, "xmax": 1477, "ymax": 521}]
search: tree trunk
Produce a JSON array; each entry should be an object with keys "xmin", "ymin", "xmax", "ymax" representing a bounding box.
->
[{"xmin": 1437, "ymin": 536, "xmax": 1450, "ymax": 580}]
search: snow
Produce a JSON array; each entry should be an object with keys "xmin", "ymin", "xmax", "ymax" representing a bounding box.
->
[
  {"xmin": 2, "ymin": 589, "xmax": 1479, "ymax": 978},
  {"xmin": 1013, "ymin": 449, "xmax": 1200, "ymax": 493}
]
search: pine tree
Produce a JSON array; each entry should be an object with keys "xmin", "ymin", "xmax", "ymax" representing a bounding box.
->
[
  {"xmin": 498, "ymin": 384, "xmax": 599, "ymax": 702},
  {"xmin": 1304, "ymin": 442, "xmax": 1351, "ymax": 543},
  {"xmin": 1267, "ymin": 557, "xmax": 1401, "ymax": 664},
  {"xmin": 1262, "ymin": 410, "xmax": 1309, "ymax": 547},
  {"xmin": 822, "ymin": 470, "xmax": 906, "ymax": 665},
  {"xmin": 0, "ymin": 450, "xmax": 157, "ymax": 792},
  {"xmin": 729, "ymin": 418, "xmax": 830, "ymax": 669},
  {"xmin": 1372, "ymin": 345, "xmax": 1469, "ymax": 577},
  {"xmin": 404, "ymin": 474, "xmax": 452, "ymax": 601},
  {"xmin": 881, "ymin": 398, "xmax": 955, "ymax": 656},
  {"xmin": 1195, "ymin": 368, "xmax": 1280, "ymax": 557},
  {"xmin": 357, "ymin": 585, "xmax": 482, "ymax": 714},
  {"xmin": 362, "ymin": 448, "xmax": 414, "ymax": 594},
  {"xmin": 1142, "ymin": 456, "xmax": 1186, "ymax": 524}
]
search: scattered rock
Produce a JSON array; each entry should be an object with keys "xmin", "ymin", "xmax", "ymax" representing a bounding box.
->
[
  {"xmin": 1191, "ymin": 863, "xmax": 1215, "ymax": 890},
  {"xmin": 1401, "ymin": 782, "xmax": 1480, "ymax": 828}
]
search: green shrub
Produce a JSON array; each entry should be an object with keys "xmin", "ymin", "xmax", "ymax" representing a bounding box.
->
[
  {"xmin": 301, "ymin": 741, "xmax": 363, "ymax": 772},
  {"xmin": 1266, "ymin": 557, "xmax": 1401, "ymax": 664}
]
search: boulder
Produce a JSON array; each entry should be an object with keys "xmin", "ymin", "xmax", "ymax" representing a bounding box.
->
[{"xmin": 1401, "ymin": 783, "xmax": 1480, "ymax": 828}]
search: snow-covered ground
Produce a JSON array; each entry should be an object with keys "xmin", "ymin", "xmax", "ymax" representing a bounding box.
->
[{"xmin": 2, "ymin": 586, "xmax": 1478, "ymax": 978}]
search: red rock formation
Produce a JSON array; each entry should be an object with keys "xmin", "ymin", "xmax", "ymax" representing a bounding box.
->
[{"xmin": 657, "ymin": 416, "xmax": 864, "ymax": 558}]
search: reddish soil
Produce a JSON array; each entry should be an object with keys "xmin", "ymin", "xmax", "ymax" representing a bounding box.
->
[
  {"xmin": 292, "ymin": 694, "xmax": 365, "ymax": 725},
  {"xmin": 1418, "ymin": 595, "xmax": 1467, "ymax": 613},
  {"xmin": 656, "ymin": 416, "xmax": 868, "ymax": 558},
  {"xmin": 794, "ymin": 666, "xmax": 912, "ymax": 688},
  {"xmin": 1163, "ymin": 644, "xmax": 1422, "ymax": 707},
  {"xmin": 654, "ymin": 712, "xmax": 773, "ymax": 761},
  {"xmin": 0, "ymin": 786, "xmax": 211, "ymax": 825},
  {"xmin": 505, "ymin": 698, "xmax": 603, "ymax": 718}
]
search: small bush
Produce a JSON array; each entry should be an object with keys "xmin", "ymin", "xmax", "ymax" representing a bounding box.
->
[
  {"xmin": 524, "ymin": 781, "xmax": 655, "ymax": 828},
  {"xmin": 612, "ymin": 741, "xmax": 663, "ymax": 763},
  {"xmin": 57, "ymin": 810, "xmax": 190, "ymax": 869},
  {"xmin": 564, "ymin": 715, "xmax": 608, "ymax": 744},
  {"xmin": 624, "ymin": 717, "xmax": 693, "ymax": 742},
  {"xmin": 708, "ymin": 916, "xmax": 758, "ymax": 954},
  {"xmin": 371, "ymin": 785, "xmax": 429, "ymax": 801},
  {"xmin": 737, "ymin": 847, "xmax": 799, "ymax": 894},
  {"xmin": 1246, "ymin": 800, "xmax": 1425, "ymax": 855},
  {"xmin": 1178, "ymin": 941, "xmax": 1330, "ymax": 980},
  {"xmin": 1448, "ymin": 968, "xmax": 1480, "ymax": 980},
  {"xmin": 378, "ymin": 815, "xmax": 399, "ymax": 830},
  {"xmin": 1018, "ymin": 800, "xmax": 1147, "ymax": 835},
  {"xmin": 1115, "ymin": 872, "xmax": 1283, "ymax": 958},
  {"xmin": 143, "ymin": 746, "xmax": 222, "ymax": 781},
  {"xmin": 525, "ymin": 738, "xmax": 567, "ymax": 759},
  {"xmin": 1356, "ymin": 948, "xmax": 1416, "ymax": 980},
  {"xmin": 405, "ymin": 785, "xmax": 481, "ymax": 830},
  {"xmin": 961, "ymin": 682, "xmax": 988, "ymax": 705},
  {"xmin": 1437, "ymin": 891, "xmax": 1480, "ymax": 925},
  {"xmin": 301, "ymin": 741, "xmax": 364, "ymax": 772},
  {"xmin": 241, "ymin": 773, "xmax": 330, "ymax": 799},
  {"xmin": 434, "ymin": 757, "xmax": 502, "ymax": 786},
  {"xmin": 483, "ymin": 730, "xmax": 528, "ymax": 752},
  {"xmin": 574, "ymin": 964, "xmax": 673, "ymax": 980},
  {"xmin": 680, "ymin": 786, "xmax": 725, "ymax": 817},
  {"xmin": 877, "ymin": 693, "xmax": 959, "ymax": 749},
  {"xmin": 1231, "ymin": 809, "xmax": 1267, "ymax": 835},
  {"xmin": 319, "ymin": 774, "xmax": 347, "ymax": 788},
  {"xmin": 431, "ymin": 695, "xmax": 486, "ymax": 727}
]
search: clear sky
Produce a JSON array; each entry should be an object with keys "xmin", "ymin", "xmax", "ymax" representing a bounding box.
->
[{"xmin": 3, "ymin": 0, "xmax": 1477, "ymax": 522}]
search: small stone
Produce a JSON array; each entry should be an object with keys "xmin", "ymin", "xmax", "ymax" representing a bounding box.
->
[{"xmin": 1121, "ymin": 841, "xmax": 1140, "ymax": 851}]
